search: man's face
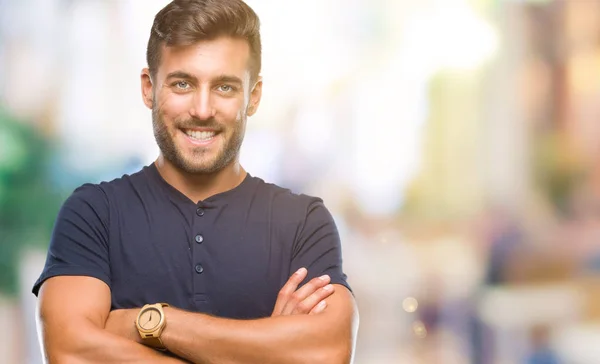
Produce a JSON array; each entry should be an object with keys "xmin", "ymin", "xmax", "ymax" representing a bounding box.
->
[{"xmin": 142, "ymin": 36, "xmax": 262, "ymax": 174}]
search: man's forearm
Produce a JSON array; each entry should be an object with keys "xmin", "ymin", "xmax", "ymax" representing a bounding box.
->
[
  {"xmin": 46, "ymin": 322, "xmax": 188, "ymax": 364},
  {"xmin": 105, "ymin": 282, "xmax": 357, "ymax": 364},
  {"xmin": 163, "ymin": 310, "xmax": 351, "ymax": 364},
  {"xmin": 161, "ymin": 288, "xmax": 357, "ymax": 364}
]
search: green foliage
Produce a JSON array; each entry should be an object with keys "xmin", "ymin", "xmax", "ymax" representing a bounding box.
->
[{"xmin": 0, "ymin": 109, "xmax": 62, "ymax": 295}]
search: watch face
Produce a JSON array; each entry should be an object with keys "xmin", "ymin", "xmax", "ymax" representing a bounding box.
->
[{"xmin": 138, "ymin": 307, "xmax": 162, "ymax": 331}]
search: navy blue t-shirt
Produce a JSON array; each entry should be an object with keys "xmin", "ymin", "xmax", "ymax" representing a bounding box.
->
[{"xmin": 33, "ymin": 164, "xmax": 350, "ymax": 319}]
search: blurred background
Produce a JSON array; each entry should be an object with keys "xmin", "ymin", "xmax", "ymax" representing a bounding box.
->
[{"xmin": 1, "ymin": 0, "xmax": 600, "ymax": 363}]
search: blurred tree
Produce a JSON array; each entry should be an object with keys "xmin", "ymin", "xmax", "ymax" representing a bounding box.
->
[{"xmin": 0, "ymin": 107, "xmax": 62, "ymax": 296}]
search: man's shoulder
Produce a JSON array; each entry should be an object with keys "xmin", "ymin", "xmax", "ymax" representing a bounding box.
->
[
  {"xmin": 68, "ymin": 166, "xmax": 151, "ymax": 205},
  {"xmin": 250, "ymin": 177, "xmax": 325, "ymax": 216}
]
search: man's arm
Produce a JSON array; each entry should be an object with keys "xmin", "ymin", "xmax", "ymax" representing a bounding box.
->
[
  {"xmin": 161, "ymin": 285, "xmax": 358, "ymax": 364},
  {"xmin": 37, "ymin": 276, "xmax": 188, "ymax": 364},
  {"xmin": 106, "ymin": 270, "xmax": 358, "ymax": 364},
  {"xmin": 104, "ymin": 198, "xmax": 358, "ymax": 363}
]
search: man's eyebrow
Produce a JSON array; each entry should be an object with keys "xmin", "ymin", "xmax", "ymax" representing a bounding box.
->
[
  {"xmin": 164, "ymin": 72, "xmax": 244, "ymax": 86},
  {"xmin": 213, "ymin": 75, "xmax": 243, "ymax": 85},
  {"xmin": 165, "ymin": 71, "xmax": 196, "ymax": 81}
]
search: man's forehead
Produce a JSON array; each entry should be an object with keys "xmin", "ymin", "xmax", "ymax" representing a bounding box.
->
[{"xmin": 158, "ymin": 37, "xmax": 251, "ymax": 78}]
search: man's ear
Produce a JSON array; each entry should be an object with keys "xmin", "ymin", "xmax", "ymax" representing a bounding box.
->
[
  {"xmin": 247, "ymin": 76, "xmax": 263, "ymax": 116},
  {"xmin": 141, "ymin": 68, "xmax": 154, "ymax": 110}
]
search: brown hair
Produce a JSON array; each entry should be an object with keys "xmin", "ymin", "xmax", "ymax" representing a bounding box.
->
[{"xmin": 147, "ymin": 0, "xmax": 261, "ymax": 82}]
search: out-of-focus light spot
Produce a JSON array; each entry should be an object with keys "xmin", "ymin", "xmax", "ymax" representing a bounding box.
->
[
  {"xmin": 403, "ymin": 297, "xmax": 419, "ymax": 313},
  {"xmin": 403, "ymin": 0, "xmax": 499, "ymax": 74},
  {"xmin": 412, "ymin": 320, "xmax": 427, "ymax": 338}
]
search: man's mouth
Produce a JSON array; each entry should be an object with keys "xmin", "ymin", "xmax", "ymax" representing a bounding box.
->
[{"xmin": 184, "ymin": 129, "xmax": 218, "ymax": 141}]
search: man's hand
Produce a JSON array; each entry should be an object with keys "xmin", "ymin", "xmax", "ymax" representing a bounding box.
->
[{"xmin": 271, "ymin": 267, "xmax": 335, "ymax": 316}]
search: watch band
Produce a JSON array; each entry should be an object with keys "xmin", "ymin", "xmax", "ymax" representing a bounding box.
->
[{"xmin": 143, "ymin": 336, "xmax": 167, "ymax": 351}]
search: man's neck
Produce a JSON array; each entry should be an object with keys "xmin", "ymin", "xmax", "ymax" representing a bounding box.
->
[{"xmin": 154, "ymin": 155, "xmax": 247, "ymax": 203}]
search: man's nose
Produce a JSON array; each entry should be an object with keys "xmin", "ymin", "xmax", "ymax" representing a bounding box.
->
[{"xmin": 190, "ymin": 88, "xmax": 215, "ymax": 120}]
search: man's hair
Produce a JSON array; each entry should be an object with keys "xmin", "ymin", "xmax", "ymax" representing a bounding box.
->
[{"xmin": 147, "ymin": 0, "xmax": 261, "ymax": 82}]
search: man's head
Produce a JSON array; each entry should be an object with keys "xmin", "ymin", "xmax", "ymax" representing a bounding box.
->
[{"xmin": 141, "ymin": 0, "xmax": 263, "ymax": 174}]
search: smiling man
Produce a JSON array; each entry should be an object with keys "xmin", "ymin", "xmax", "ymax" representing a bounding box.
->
[{"xmin": 32, "ymin": 1, "xmax": 358, "ymax": 363}]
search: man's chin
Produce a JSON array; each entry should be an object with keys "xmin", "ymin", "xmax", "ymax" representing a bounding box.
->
[{"xmin": 177, "ymin": 161, "xmax": 219, "ymax": 174}]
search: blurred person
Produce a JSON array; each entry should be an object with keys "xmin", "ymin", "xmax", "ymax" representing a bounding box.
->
[
  {"xmin": 31, "ymin": 0, "xmax": 358, "ymax": 363},
  {"xmin": 525, "ymin": 326, "xmax": 560, "ymax": 364},
  {"xmin": 469, "ymin": 207, "xmax": 525, "ymax": 364}
]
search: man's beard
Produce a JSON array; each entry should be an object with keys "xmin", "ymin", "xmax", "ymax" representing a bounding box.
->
[{"xmin": 152, "ymin": 107, "xmax": 245, "ymax": 174}]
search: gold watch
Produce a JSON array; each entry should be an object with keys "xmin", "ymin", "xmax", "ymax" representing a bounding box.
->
[{"xmin": 136, "ymin": 303, "xmax": 170, "ymax": 350}]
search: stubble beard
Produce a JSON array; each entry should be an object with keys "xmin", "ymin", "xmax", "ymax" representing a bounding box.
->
[{"xmin": 152, "ymin": 106, "xmax": 246, "ymax": 175}]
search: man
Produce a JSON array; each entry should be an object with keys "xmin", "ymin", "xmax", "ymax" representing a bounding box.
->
[{"xmin": 33, "ymin": 0, "xmax": 358, "ymax": 363}]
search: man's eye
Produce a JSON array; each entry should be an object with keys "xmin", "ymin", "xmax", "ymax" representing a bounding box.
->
[
  {"xmin": 174, "ymin": 81, "xmax": 190, "ymax": 89},
  {"xmin": 218, "ymin": 85, "xmax": 233, "ymax": 93}
]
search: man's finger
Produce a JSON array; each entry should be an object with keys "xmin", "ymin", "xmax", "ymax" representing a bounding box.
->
[
  {"xmin": 280, "ymin": 274, "xmax": 330, "ymax": 315},
  {"xmin": 271, "ymin": 267, "xmax": 307, "ymax": 316},
  {"xmin": 309, "ymin": 300, "xmax": 327, "ymax": 315},
  {"xmin": 293, "ymin": 284, "xmax": 335, "ymax": 315}
]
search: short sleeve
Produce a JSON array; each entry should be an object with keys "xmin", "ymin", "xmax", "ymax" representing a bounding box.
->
[
  {"xmin": 291, "ymin": 199, "xmax": 352, "ymax": 293},
  {"xmin": 32, "ymin": 184, "xmax": 111, "ymax": 296}
]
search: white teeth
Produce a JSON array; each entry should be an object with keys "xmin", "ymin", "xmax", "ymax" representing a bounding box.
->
[{"xmin": 185, "ymin": 130, "xmax": 216, "ymax": 141}]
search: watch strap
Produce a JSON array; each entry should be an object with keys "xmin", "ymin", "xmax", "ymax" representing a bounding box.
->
[{"xmin": 142, "ymin": 335, "xmax": 167, "ymax": 351}]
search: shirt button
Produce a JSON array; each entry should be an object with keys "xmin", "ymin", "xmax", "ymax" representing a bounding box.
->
[
  {"xmin": 196, "ymin": 207, "xmax": 205, "ymax": 217},
  {"xmin": 195, "ymin": 234, "xmax": 204, "ymax": 244},
  {"xmin": 194, "ymin": 264, "xmax": 204, "ymax": 274}
]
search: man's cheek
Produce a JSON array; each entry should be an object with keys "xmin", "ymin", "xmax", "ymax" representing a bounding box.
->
[{"xmin": 161, "ymin": 92, "xmax": 191, "ymax": 113}]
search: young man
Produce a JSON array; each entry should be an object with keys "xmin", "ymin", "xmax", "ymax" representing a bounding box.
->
[{"xmin": 33, "ymin": 0, "xmax": 358, "ymax": 363}]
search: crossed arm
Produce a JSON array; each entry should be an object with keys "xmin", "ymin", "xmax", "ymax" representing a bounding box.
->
[
  {"xmin": 37, "ymin": 276, "xmax": 183, "ymax": 364},
  {"xmin": 37, "ymin": 269, "xmax": 358, "ymax": 364}
]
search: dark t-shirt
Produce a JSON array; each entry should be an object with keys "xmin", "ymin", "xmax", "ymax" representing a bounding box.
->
[{"xmin": 32, "ymin": 164, "xmax": 350, "ymax": 319}]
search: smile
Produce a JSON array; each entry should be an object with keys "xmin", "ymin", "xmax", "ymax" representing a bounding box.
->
[{"xmin": 184, "ymin": 129, "xmax": 217, "ymax": 141}]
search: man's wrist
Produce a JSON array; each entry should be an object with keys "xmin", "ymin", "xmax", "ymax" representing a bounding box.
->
[{"xmin": 160, "ymin": 306, "xmax": 175, "ymax": 346}]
